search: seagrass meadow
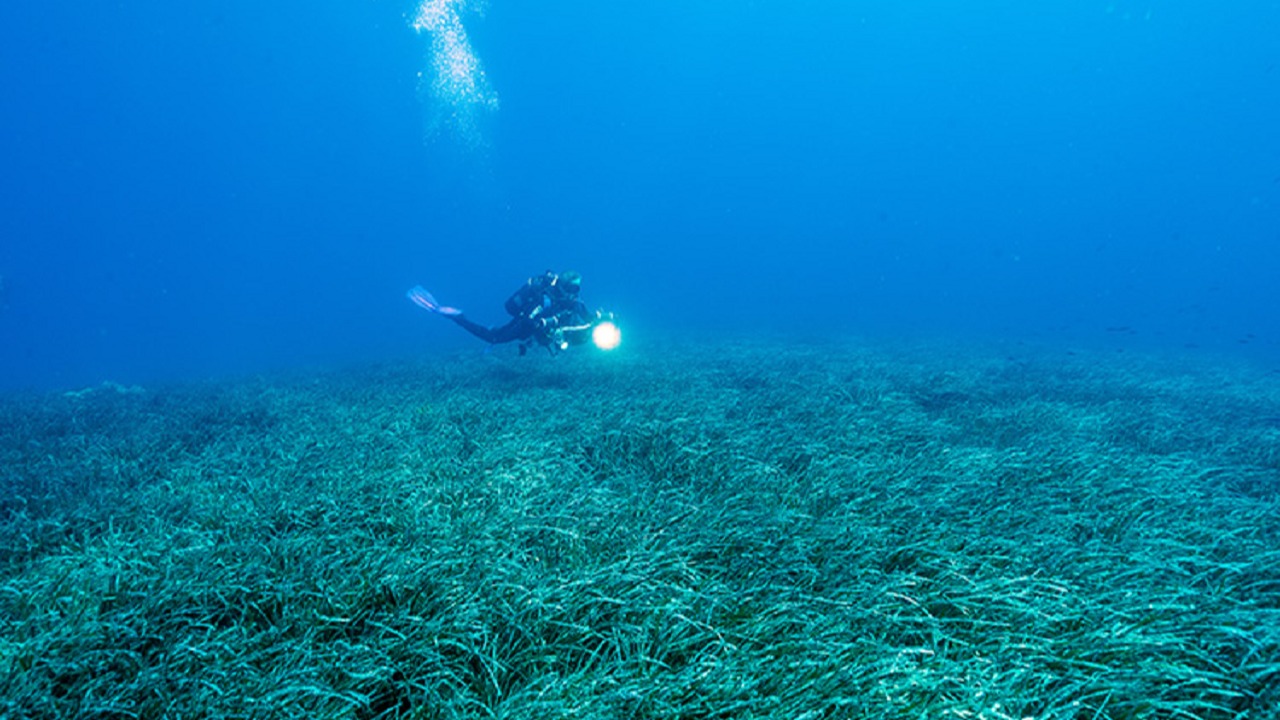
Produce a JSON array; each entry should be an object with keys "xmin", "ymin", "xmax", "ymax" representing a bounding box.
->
[{"xmin": 2, "ymin": 336, "xmax": 1278, "ymax": 719}]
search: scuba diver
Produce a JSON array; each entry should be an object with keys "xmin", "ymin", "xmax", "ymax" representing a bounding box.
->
[{"xmin": 408, "ymin": 270, "xmax": 619, "ymax": 355}]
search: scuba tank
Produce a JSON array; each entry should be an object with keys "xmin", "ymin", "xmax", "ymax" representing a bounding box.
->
[{"xmin": 504, "ymin": 272, "xmax": 555, "ymax": 317}]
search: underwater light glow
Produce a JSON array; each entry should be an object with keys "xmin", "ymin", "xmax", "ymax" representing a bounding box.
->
[{"xmin": 592, "ymin": 321, "xmax": 622, "ymax": 351}]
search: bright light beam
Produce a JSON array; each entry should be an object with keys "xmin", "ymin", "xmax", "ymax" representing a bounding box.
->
[{"xmin": 592, "ymin": 321, "xmax": 622, "ymax": 351}]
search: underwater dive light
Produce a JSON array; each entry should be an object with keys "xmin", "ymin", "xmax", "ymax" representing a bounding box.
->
[{"xmin": 592, "ymin": 321, "xmax": 622, "ymax": 351}]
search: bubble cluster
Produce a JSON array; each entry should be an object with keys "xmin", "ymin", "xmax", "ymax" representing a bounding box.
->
[{"xmin": 412, "ymin": 0, "xmax": 499, "ymax": 147}]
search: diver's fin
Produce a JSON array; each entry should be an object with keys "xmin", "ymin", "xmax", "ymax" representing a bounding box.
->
[{"xmin": 407, "ymin": 286, "xmax": 462, "ymax": 316}]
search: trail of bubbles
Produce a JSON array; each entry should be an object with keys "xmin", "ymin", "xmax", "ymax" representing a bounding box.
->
[{"xmin": 412, "ymin": 0, "xmax": 498, "ymax": 147}]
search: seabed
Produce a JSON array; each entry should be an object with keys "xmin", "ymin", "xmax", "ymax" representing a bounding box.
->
[{"xmin": 2, "ymin": 336, "xmax": 1278, "ymax": 718}]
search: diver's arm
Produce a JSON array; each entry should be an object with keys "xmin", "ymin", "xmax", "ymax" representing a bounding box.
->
[{"xmin": 554, "ymin": 308, "xmax": 597, "ymax": 346}]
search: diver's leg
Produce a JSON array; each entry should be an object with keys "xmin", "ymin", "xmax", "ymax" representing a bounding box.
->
[
  {"xmin": 450, "ymin": 316, "xmax": 533, "ymax": 345},
  {"xmin": 449, "ymin": 315, "xmax": 503, "ymax": 343},
  {"xmin": 486, "ymin": 317, "xmax": 535, "ymax": 344}
]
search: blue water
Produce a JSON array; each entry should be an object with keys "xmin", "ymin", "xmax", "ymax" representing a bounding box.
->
[{"xmin": 1, "ymin": 1, "xmax": 1277, "ymax": 392}]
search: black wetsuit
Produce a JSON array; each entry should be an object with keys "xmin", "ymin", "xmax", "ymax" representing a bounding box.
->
[{"xmin": 451, "ymin": 272, "xmax": 590, "ymax": 352}]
